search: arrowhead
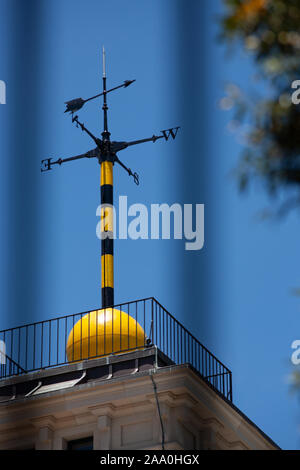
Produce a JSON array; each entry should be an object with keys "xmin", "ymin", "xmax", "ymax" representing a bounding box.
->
[{"xmin": 123, "ymin": 80, "xmax": 136, "ymax": 88}]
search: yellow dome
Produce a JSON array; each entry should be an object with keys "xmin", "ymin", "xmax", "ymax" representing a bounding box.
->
[{"xmin": 66, "ymin": 308, "xmax": 146, "ymax": 362}]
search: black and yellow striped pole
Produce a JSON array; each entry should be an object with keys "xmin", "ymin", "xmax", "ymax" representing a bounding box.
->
[
  {"xmin": 100, "ymin": 161, "xmax": 114, "ymax": 307},
  {"xmin": 101, "ymin": 47, "xmax": 114, "ymax": 308}
]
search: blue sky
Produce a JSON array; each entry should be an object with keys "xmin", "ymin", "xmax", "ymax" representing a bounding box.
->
[{"xmin": 0, "ymin": 0, "xmax": 300, "ymax": 449}]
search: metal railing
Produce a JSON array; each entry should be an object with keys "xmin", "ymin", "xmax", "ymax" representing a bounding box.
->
[
  {"xmin": 0, "ymin": 297, "xmax": 232, "ymax": 401},
  {"xmin": 0, "ymin": 353, "xmax": 26, "ymax": 379}
]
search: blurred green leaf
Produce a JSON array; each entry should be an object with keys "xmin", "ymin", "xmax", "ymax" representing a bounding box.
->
[{"xmin": 220, "ymin": 0, "xmax": 300, "ymax": 212}]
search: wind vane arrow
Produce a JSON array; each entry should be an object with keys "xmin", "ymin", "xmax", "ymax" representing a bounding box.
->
[{"xmin": 64, "ymin": 80, "xmax": 136, "ymax": 113}]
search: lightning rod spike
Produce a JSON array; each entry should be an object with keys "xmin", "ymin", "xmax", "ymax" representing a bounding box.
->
[{"xmin": 102, "ymin": 46, "xmax": 106, "ymax": 78}]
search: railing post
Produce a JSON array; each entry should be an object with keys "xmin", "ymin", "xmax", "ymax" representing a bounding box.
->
[
  {"xmin": 151, "ymin": 298, "xmax": 154, "ymax": 345},
  {"xmin": 229, "ymin": 372, "xmax": 233, "ymax": 402}
]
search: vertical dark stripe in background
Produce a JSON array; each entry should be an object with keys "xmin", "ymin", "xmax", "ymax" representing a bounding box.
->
[
  {"xmin": 4, "ymin": 1, "xmax": 44, "ymax": 326},
  {"xmin": 174, "ymin": 2, "xmax": 213, "ymax": 345}
]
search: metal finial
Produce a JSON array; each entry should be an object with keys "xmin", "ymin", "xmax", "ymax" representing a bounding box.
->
[{"xmin": 102, "ymin": 46, "xmax": 106, "ymax": 78}]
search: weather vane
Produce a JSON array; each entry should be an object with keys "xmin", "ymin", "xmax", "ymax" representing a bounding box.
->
[{"xmin": 41, "ymin": 47, "xmax": 180, "ymax": 309}]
